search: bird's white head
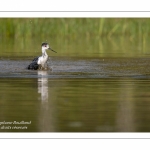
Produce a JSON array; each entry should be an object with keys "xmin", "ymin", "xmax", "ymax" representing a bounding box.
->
[{"xmin": 41, "ymin": 42, "xmax": 57, "ymax": 54}]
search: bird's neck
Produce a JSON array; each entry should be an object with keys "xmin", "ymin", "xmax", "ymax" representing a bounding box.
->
[{"xmin": 42, "ymin": 50, "xmax": 48, "ymax": 58}]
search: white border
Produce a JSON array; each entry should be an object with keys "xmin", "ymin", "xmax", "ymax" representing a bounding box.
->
[
  {"xmin": 0, "ymin": 133, "xmax": 150, "ymax": 139},
  {"xmin": 0, "ymin": 12, "xmax": 150, "ymax": 18},
  {"xmin": 0, "ymin": 0, "xmax": 149, "ymax": 12}
]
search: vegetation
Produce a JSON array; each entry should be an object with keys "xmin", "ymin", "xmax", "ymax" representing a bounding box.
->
[
  {"xmin": 0, "ymin": 18, "xmax": 149, "ymax": 58},
  {"xmin": 0, "ymin": 18, "xmax": 150, "ymax": 39}
]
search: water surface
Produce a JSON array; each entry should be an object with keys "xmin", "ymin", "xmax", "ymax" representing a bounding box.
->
[{"xmin": 0, "ymin": 57, "xmax": 150, "ymax": 132}]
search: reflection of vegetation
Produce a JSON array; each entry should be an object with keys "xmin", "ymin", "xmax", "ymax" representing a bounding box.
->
[
  {"xmin": 0, "ymin": 18, "xmax": 149, "ymax": 38},
  {"xmin": 0, "ymin": 78, "xmax": 40, "ymax": 132},
  {"xmin": 54, "ymin": 79, "xmax": 119, "ymax": 132}
]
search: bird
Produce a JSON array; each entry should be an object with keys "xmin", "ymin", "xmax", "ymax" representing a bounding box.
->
[{"xmin": 27, "ymin": 42, "xmax": 57, "ymax": 70}]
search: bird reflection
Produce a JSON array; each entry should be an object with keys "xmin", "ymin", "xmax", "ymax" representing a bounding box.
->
[
  {"xmin": 38, "ymin": 71, "xmax": 48, "ymax": 102},
  {"xmin": 37, "ymin": 71, "xmax": 55, "ymax": 131}
]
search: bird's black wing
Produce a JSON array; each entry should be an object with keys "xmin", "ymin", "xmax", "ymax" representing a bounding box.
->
[
  {"xmin": 27, "ymin": 56, "xmax": 40, "ymax": 70},
  {"xmin": 32, "ymin": 56, "xmax": 40, "ymax": 62},
  {"xmin": 27, "ymin": 61, "xmax": 39, "ymax": 70}
]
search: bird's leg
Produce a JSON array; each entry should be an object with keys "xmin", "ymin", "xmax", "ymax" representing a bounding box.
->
[{"xmin": 38, "ymin": 64, "xmax": 42, "ymax": 70}]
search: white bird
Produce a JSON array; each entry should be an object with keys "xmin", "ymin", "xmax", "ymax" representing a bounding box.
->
[{"xmin": 27, "ymin": 42, "xmax": 57, "ymax": 70}]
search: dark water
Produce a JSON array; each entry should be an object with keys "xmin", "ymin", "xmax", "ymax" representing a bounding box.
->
[
  {"xmin": 0, "ymin": 57, "xmax": 150, "ymax": 132},
  {"xmin": 1, "ymin": 37, "xmax": 150, "ymax": 132}
]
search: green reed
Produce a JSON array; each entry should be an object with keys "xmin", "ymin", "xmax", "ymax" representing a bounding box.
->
[{"xmin": 0, "ymin": 18, "xmax": 150, "ymax": 39}]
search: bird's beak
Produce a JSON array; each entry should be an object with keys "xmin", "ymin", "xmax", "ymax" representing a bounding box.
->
[{"xmin": 48, "ymin": 47, "xmax": 57, "ymax": 53}]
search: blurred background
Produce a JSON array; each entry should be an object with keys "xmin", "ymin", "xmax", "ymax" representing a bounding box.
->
[{"xmin": 0, "ymin": 18, "xmax": 150, "ymax": 58}]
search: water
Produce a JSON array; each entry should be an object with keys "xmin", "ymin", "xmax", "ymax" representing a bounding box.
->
[{"xmin": 0, "ymin": 37, "xmax": 150, "ymax": 132}]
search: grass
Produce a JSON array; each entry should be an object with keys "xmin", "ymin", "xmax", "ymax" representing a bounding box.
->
[{"xmin": 0, "ymin": 18, "xmax": 150, "ymax": 39}]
